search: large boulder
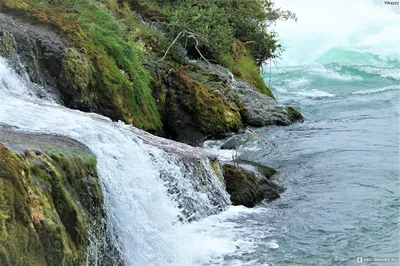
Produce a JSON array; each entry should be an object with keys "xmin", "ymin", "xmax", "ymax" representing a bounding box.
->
[
  {"xmin": 164, "ymin": 68, "xmax": 242, "ymax": 145},
  {"xmin": 161, "ymin": 62, "xmax": 303, "ymax": 145},
  {"xmin": 194, "ymin": 61, "xmax": 304, "ymax": 127},
  {"xmin": 222, "ymin": 160, "xmax": 285, "ymax": 207},
  {"xmin": 232, "ymin": 78, "xmax": 304, "ymax": 126},
  {"xmin": 0, "ymin": 128, "xmax": 123, "ymax": 266}
]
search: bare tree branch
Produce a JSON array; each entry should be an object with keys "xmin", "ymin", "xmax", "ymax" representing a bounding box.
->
[
  {"xmin": 159, "ymin": 30, "xmax": 186, "ymax": 61},
  {"xmin": 159, "ymin": 30, "xmax": 214, "ymax": 71}
]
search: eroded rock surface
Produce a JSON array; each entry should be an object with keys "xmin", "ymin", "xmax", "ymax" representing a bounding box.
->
[
  {"xmin": 222, "ymin": 160, "xmax": 285, "ymax": 207},
  {"xmin": 0, "ymin": 128, "xmax": 123, "ymax": 266}
]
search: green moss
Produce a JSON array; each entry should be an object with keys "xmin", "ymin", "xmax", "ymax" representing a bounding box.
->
[
  {"xmin": 0, "ymin": 145, "xmax": 47, "ymax": 266},
  {"xmin": 0, "ymin": 144, "xmax": 104, "ymax": 266},
  {"xmin": 286, "ymin": 106, "xmax": 304, "ymax": 122},
  {"xmin": 222, "ymin": 40, "xmax": 275, "ymax": 99},
  {"xmin": 1, "ymin": 0, "xmax": 162, "ymax": 132},
  {"xmin": 168, "ymin": 68, "xmax": 242, "ymax": 135},
  {"xmin": 0, "ymin": 33, "xmax": 17, "ymax": 56},
  {"xmin": 222, "ymin": 164, "xmax": 281, "ymax": 207},
  {"xmin": 222, "ymin": 164, "xmax": 258, "ymax": 207},
  {"xmin": 209, "ymin": 159, "xmax": 224, "ymax": 184},
  {"xmin": 62, "ymin": 47, "xmax": 92, "ymax": 98}
]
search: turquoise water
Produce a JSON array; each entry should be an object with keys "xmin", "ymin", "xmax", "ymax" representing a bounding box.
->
[
  {"xmin": 197, "ymin": 45, "xmax": 399, "ymax": 266},
  {"xmin": 235, "ymin": 47, "xmax": 400, "ymax": 265}
]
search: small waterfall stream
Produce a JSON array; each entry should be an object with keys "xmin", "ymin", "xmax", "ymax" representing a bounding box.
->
[{"xmin": 0, "ymin": 57, "xmax": 232, "ymax": 265}]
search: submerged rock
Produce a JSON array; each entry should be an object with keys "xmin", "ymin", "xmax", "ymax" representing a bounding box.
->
[
  {"xmin": 0, "ymin": 129, "xmax": 123, "ymax": 266},
  {"xmin": 222, "ymin": 160, "xmax": 284, "ymax": 207}
]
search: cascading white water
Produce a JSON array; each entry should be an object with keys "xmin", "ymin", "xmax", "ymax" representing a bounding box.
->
[{"xmin": 0, "ymin": 57, "xmax": 235, "ymax": 265}]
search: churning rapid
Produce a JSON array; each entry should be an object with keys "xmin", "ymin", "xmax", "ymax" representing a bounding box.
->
[
  {"xmin": 0, "ymin": 57, "xmax": 235, "ymax": 265},
  {"xmin": 203, "ymin": 1, "xmax": 399, "ymax": 265}
]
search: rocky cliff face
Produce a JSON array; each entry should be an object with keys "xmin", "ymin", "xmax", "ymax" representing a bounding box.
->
[
  {"xmin": 0, "ymin": 12, "xmax": 77, "ymax": 105},
  {"xmin": 0, "ymin": 129, "xmax": 123, "ymax": 266},
  {"xmin": 0, "ymin": 2, "xmax": 303, "ymax": 146}
]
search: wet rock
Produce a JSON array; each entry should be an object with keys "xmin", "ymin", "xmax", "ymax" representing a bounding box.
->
[
  {"xmin": 233, "ymin": 78, "xmax": 304, "ymax": 126},
  {"xmin": 164, "ymin": 68, "xmax": 242, "ymax": 145},
  {"xmin": 132, "ymin": 126, "xmax": 231, "ymax": 221},
  {"xmin": 0, "ymin": 12, "xmax": 77, "ymax": 105},
  {"xmin": 193, "ymin": 61, "xmax": 304, "ymax": 127},
  {"xmin": 0, "ymin": 128, "xmax": 123, "ymax": 266},
  {"xmin": 235, "ymin": 159, "xmax": 278, "ymax": 180},
  {"xmin": 222, "ymin": 161, "xmax": 284, "ymax": 207}
]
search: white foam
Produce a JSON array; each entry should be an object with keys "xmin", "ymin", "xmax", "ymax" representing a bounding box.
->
[
  {"xmin": 266, "ymin": 239, "xmax": 280, "ymax": 249},
  {"xmin": 181, "ymin": 206, "xmax": 274, "ymax": 265},
  {"xmin": 284, "ymin": 77, "xmax": 310, "ymax": 88},
  {"xmin": 295, "ymin": 89, "xmax": 335, "ymax": 98},
  {"xmin": 309, "ymin": 63, "xmax": 362, "ymax": 81},
  {"xmin": 0, "ymin": 57, "xmax": 28, "ymax": 95},
  {"xmin": 0, "ymin": 58, "xmax": 239, "ymax": 265},
  {"xmin": 274, "ymin": 0, "xmax": 400, "ymax": 65},
  {"xmin": 352, "ymin": 85, "xmax": 400, "ymax": 95},
  {"xmin": 357, "ymin": 66, "xmax": 400, "ymax": 80},
  {"xmin": 203, "ymin": 139, "xmax": 235, "ymax": 161}
]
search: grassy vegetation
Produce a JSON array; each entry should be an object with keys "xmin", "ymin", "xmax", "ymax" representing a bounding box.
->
[
  {"xmin": 135, "ymin": 0, "xmax": 277, "ymax": 97},
  {"xmin": 222, "ymin": 40, "xmax": 275, "ymax": 98},
  {"xmin": 1, "ymin": 0, "xmax": 162, "ymax": 131}
]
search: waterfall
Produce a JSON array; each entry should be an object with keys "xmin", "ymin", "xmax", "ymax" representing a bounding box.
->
[{"xmin": 0, "ymin": 57, "xmax": 232, "ymax": 265}]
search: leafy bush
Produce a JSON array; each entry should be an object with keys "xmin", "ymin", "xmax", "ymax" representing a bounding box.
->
[
  {"xmin": 223, "ymin": 0, "xmax": 296, "ymax": 65},
  {"xmin": 162, "ymin": 0, "xmax": 233, "ymax": 60},
  {"xmin": 158, "ymin": 0, "xmax": 295, "ymax": 65}
]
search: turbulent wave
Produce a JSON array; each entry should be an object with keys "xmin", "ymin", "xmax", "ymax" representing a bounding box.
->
[
  {"xmin": 274, "ymin": 0, "xmax": 400, "ymax": 66},
  {"xmin": 352, "ymin": 85, "xmax": 400, "ymax": 95},
  {"xmin": 293, "ymin": 89, "xmax": 335, "ymax": 98},
  {"xmin": 308, "ymin": 62, "xmax": 363, "ymax": 81},
  {"xmin": 275, "ymin": 86, "xmax": 335, "ymax": 98},
  {"xmin": 355, "ymin": 65, "xmax": 400, "ymax": 80}
]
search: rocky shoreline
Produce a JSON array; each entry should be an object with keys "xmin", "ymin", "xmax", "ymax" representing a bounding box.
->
[
  {"xmin": 0, "ymin": 2, "xmax": 297, "ymax": 264},
  {"xmin": 0, "ymin": 7, "xmax": 302, "ymax": 145},
  {"xmin": 0, "ymin": 127, "xmax": 286, "ymax": 265}
]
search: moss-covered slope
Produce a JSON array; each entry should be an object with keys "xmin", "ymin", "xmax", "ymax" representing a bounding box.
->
[
  {"xmin": 0, "ymin": 0, "xmax": 302, "ymax": 145},
  {"xmin": 0, "ymin": 0, "xmax": 162, "ymax": 132},
  {"xmin": 0, "ymin": 140, "xmax": 119, "ymax": 266},
  {"xmin": 164, "ymin": 68, "xmax": 242, "ymax": 144}
]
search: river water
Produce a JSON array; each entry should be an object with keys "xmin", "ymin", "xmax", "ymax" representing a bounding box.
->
[
  {"xmin": 200, "ymin": 52, "xmax": 399, "ymax": 265},
  {"xmin": 1, "ymin": 1, "xmax": 399, "ymax": 265},
  {"xmin": 197, "ymin": 1, "xmax": 400, "ymax": 265}
]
